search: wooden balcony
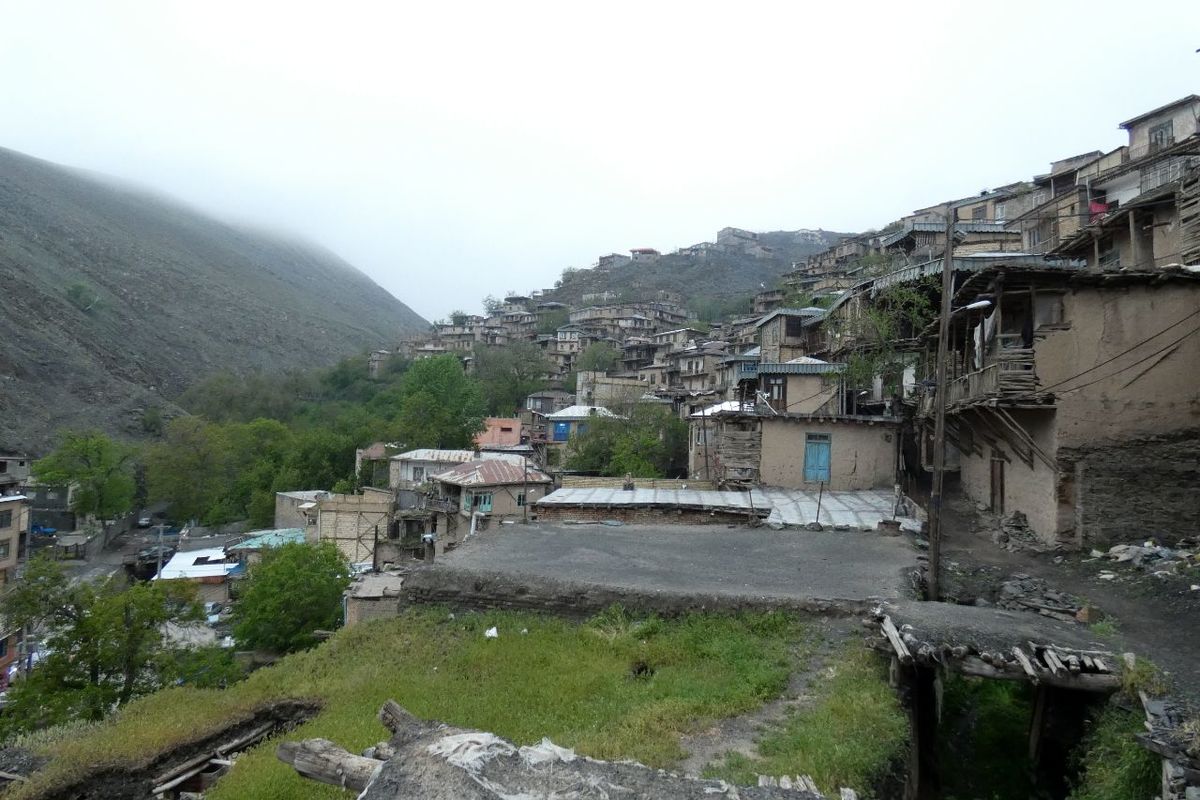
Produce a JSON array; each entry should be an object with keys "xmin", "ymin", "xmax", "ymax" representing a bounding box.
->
[{"xmin": 921, "ymin": 347, "xmax": 1046, "ymax": 413}]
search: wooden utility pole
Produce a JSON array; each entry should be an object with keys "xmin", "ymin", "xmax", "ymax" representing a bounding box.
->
[{"xmin": 927, "ymin": 214, "xmax": 956, "ymax": 601}]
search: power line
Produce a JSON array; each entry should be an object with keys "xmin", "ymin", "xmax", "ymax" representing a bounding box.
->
[
  {"xmin": 1035, "ymin": 307, "xmax": 1200, "ymax": 394},
  {"xmin": 1052, "ymin": 324, "xmax": 1200, "ymax": 396}
]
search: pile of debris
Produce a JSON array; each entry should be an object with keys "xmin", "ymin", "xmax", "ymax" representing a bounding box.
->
[
  {"xmin": 992, "ymin": 511, "xmax": 1059, "ymax": 553},
  {"xmin": 994, "ymin": 574, "xmax": 1085, "ymax": 623},
  {"xmin": 1135, "ymin": 688, "xmax": 1200, "ymax": 800},
  {"xmin": 1091, "ymin": 539, "xmax": 1199, "ymax": 580},
  {"xmin": 279, "ymin": 700, "xmax": 859, "ymax": 799}
]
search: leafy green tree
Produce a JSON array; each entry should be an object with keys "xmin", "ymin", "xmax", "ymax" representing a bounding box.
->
[
  {"xmin": 576, "ymin": 342, "xmax": 621, "ymax": 373},
  {"xmin": 536, "ymin": 308, "xmax": 570, "ymax": 334},
  {"xmin": 145, "ymin": 416, "xmax": 232, "ymax": 523},
  {"xmin": 835, "ymin": 281, "xmax": 936, "ymax": 393},
  {"xmin": 0, "ymin": 555, "xmax": 201, "ymax": 734},
  {"xmin": 233, "ymin": 542, "xmax": 350, "ymax": 653},
  {"xmin": 394, "ymin": 355, "xmax": 486, "ymax": 448},
  {"xmin": 33, "ymin": 430, "xmax": 136, "ymax": 529},
  {"xmin": 473, "ymin": 342, "xmax": 553, "ymax": 415},
  {"xmin": 567, "ymin": 405, "xmax": 687, "ymax": 477},
  {"xmin": 481, "ymin": 295, "xmax": 505, "ymax": 315}
]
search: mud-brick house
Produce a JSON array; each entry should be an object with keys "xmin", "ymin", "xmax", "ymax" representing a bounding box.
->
[
  {"xmin": 914, "ymin": 260, "xmax": 1200, "ymax": 548},
  {"xmin": 155, "ymin": 547, "xmax": 243, "ymax": 603},
  {"xmin": 755, "ymin": 308, "xmax": 825, "ymax": 363},
  {"xmin": 0, "ymin": 495, "xmax": 28, "ymax": 586},
  {"xmin": 315, "ymin": 490, "xmax": 393, "ymax": 568},
  {"xmin": 275, "ymin": 490, "xmax": 330, "ymax": 531},
  {"xmin": 427, "ymin": 460, "xmax": 553, "ymax": 551},
  {"xmin": 689, "ymin": 402, "xmax": 899, "ymax": 491}
]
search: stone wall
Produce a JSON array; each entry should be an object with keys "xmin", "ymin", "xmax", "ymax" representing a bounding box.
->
[
  {"xmin": 535, "ymin": 506, "xmax": 759, "ymax": 525},
  {"xmin": 1061, "ymin": 430, "xmax": 1200, "ymax": 547},
  {"xmin": 397, "ymin": 567, "xmax": 865, "ymax": 619}
]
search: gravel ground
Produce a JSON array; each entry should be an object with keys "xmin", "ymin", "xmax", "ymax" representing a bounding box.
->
[{"xmin": 441, "ymin": 522, "xmax": 917, "ymax": 606}]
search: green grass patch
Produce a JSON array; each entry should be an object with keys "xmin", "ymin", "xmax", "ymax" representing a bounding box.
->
[
  {"xmin": 1068, "ymin": 704, "xmax": 1159, "ymax": 800},
  {"xmin": 1088, "ymin": 618, "xmax": 1119, "ymax": 638},
  {"xmin": 705, "ymin": 645, "xmax": 908, "ymax": 797},
  {"xmin": 11, "ymin": 606, "xmax": 802, "ymax": 799},
  {"xmin": 939, "ymin": 674, "xmax": 1036, "ymax": 800}
]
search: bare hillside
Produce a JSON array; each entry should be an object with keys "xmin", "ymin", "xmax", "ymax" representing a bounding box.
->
[{"xmin": 0, "ymin": 147, "xmax": 426, "ymax": 451}]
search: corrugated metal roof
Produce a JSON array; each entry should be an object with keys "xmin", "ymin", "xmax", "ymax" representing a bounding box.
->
[
  {"xmin": 390, "ymin": 449, "xmax": 476, "ymax": 463},
  {"xmin": 546, "ymin": 405, "xmax": 621, "ymax": 420},
  {"xmin": 754, "ymin": 307, "xmax": 825, "ymax": 328},
  {"xmin": 536, "ymin": 487, "xmax": 769, "ymax": 515},
  {"xmin": 227, "ymin": 528, "xmax": 305, "ymax": 551},
  {"xmin": 156, "ymin": 548, "xmax": 243, "ymax": 580},
  {"xmin": 0, "ymin": 495, "xmax": 28, "ymax": 504},
  {"xmin": 757, "ymin": 361, "xmax": 845, "ymax": 375},
  {"xmin": 276, "ymin": 490, "xmax": 330, "ymax": 501},
  {"xmin": 536, "ymin": 487, "xmax": 920, "ymax": 531},
  {"xmin": 431, "ymin": 460, "xmax": 552, "ymax": 487}
]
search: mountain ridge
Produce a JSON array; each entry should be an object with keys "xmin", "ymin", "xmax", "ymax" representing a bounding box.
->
[{"xmin": 0, "ymin": 147, "xmax": 427, "ymax": 451}]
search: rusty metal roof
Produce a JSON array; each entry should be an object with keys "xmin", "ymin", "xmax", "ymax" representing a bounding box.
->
[{"xmin": 430, "ymin": 459, "xmax": 552, "ymax": 487}]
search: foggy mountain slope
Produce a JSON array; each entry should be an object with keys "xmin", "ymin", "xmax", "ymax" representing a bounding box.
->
[
  {"xmin": 0, "ymin": 147, "xmax": 427, "ymax": 451},
  {"xmin": 544, "ymin": 229, "xmax": 850, "ymax": 312}
]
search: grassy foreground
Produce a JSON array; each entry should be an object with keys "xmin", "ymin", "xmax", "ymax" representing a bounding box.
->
[
  {"xmin": 12, "ymin": 606, "xmax": 807, "ymax": 799},
  {"xmin": 706, "ymin": 645, "xmax": 909, "ymax": 797}
]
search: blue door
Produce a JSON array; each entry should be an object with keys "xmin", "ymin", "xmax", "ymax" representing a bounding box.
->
[{"xmin": 804, "ymin": 434, "xmax": 831, "ymax": 482}]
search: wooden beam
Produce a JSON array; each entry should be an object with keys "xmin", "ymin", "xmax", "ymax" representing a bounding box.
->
[
  {"xmin": 1012, "ymin": 647, "xmax": 1040, "ymax": 683},
  {"xmin": 881, "ymin": 616, "xmax": 913, "ymax": 664},
  {"xmin": 277, "ymin": 739, "xmax": 383, "ymax": 792}
]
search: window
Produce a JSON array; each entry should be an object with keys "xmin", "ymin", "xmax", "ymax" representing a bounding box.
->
[
  {"xmin": 0, "ymin": 539, "xmax": 9, "ymax": 559},
  {"xmin": 1148, "ymin": 120, "xmax": 1174, "ymax": 151},
  {"xmin": 994, "ymin": 202, "xmax": 1007, "ymax": 221},
  {"xmin": 803, "ymin": 433, "xmax": 832, "ymax": 483},
  {"xmin": 0, "ymin": 462, "xmax": 6, "ymax": 473},
  {"xmin": 785, "ymin": 316, "xmax": 805, "ymax": 338},
  {"xmin": 0, "ymin": 510, "xmax": 10, "ymax": 529},
  {"xmin": 516, "ymin": 493, "xmax": 526, "ymax": 507},
  {"xmin": 470, "ymin": 492, "xmax": 493, "ymax": 513},
  {"xmin": 411, "ymin": 466, "xmax": 425, "ymax": 483},
  {"xmin": 971, "ymin": 205, "xmax": 986, "ymax": 220},
  {"xmin": 552, "ymin": 421, "xmax": 571, "ymax": 442},
  {"xmin": 500, "ymin": 426, "xmax": 513, "ymax": 433},
  {"xmin": 694, "ymin": 428, "xmax": 709, "ymax": 446},
  {"xmin": 1027, "ymin": 227, "xmax": 1041, "ymax": 247}
]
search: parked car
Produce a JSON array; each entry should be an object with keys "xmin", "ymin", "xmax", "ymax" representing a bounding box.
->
[{"xmin": 137, "ymin": 516, "xmax": 152, "ymax": 528}]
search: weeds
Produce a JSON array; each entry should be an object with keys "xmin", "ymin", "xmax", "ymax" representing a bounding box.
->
[
  {"xmin": 10, "ymin": 607, "xmax": 803, "ymax": 800},
  {"xmin": 1068, "ymin": 704, "xmax": 1159, "ymax": 800},
  {"xmin": 705, "ymin": 645, "xmax": 907, "ymax": 798},
  {"xmin": 1119, "ymin": 655, "xmax": 1167, "ymax": 698},
  {"xmin": 1089, "ymin": 618, "xmax": 1119, "ymax": 638}
]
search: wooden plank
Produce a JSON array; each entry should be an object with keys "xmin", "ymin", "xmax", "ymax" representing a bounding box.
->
[
  {"xmin": 1012, "ymin": 646, "xmax": 1040, "ymax": 683},
  {"xmin": 881, "ymin": 616, "xmax": 912, "ymax": 663},
  {"xmin": 1042, "ymin": 648, "xmax": 1067, "ymax": 676}
]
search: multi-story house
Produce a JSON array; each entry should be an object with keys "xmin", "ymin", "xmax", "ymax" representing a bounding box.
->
[
  {"xmin": 0, "ymin": 495, "xmax": 30, "ymax": 586},
  {"xmin": 0, "ymin": 455, "xmax": 31, "ymax": 494},
  {"xmin": 755, "ymin": 308, "xmax": 825, "ymax": 363}
]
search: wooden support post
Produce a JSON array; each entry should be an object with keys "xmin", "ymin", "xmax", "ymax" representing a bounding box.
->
[{"xmin": 276, "ymin": 739, "xmax": 382, "ymax": 792}]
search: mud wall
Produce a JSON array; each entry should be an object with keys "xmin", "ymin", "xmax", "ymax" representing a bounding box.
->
[{"xmin": 397, "ymin": 567, "xmax": 866, "ymax": 619}]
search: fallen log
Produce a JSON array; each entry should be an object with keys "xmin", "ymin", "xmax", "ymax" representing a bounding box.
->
[{"xmin": 276, "ymin": 738, "xmax": 382, "ymax": 791}]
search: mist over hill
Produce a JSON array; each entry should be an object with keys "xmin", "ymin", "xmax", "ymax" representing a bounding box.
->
[{"xmin": 0, "ymin": 147, "xmax": 427, "ymax": 452}]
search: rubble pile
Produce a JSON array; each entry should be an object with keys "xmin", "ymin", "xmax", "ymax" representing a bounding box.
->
[
  {"xmin": 994, "ymin": 574, "xmax": 1084, "ymax": 623},
  {"xmin": 1091, "ymin": 538, "xmax": 1199, "ymax": 581},
  {"xmin": 992, "ymin": 511, "xmax": 1058, "ymax": 553}
]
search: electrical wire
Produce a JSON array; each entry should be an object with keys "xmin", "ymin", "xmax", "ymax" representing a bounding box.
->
[
  {"xmin": 1049, "ymin": 324, "xmax": 1200, "ymax": 396},
  {"xmin": 1033, "ymin": 307, "xmax": 1200, "ymax": 394}
]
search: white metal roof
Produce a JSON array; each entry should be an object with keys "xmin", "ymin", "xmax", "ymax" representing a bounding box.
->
[
  {"xmin": 0, "ymin": 495, "xmax": 28, "ymax": 504},
  {"xmin": 156, "ymin": 548, "xmax": 240, "ymax": 580},
  {"xmin": 277, "ymin": 490, "xmax": 330, "ymax": 501},
  {"xmin": 546, "ymin": 405, "xmax": 620, "ymax": 420},
  {"xmin": 390, "ymin": 449, "xmax": 476, "ymax": 463}
]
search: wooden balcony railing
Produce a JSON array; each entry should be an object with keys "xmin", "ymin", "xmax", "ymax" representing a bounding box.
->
[{"xmin": 921, "ymin": 347, "xmax": 1042, "ymax": 413}]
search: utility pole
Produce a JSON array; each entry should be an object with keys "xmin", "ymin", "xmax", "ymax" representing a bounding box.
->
[
  {"xmin": 522, "ymin": 455, "xmax": 529, "ymax": 523},
  {"xmin": 154, "ymin": 523, "xmax": 167, "ymax": 580},
  {"xmin": 927, "ymin": 214, "xmax": 955, "ymax": 601}
]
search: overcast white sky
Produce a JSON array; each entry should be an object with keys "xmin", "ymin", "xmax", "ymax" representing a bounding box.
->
[{"xmin": 3, "ymin": 1, "xmax": 1198, "ymax": 320}]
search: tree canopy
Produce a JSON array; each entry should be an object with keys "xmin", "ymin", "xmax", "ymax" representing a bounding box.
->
[
  {"xmin": 473, "ymin": 342, "xmax": 553, "ymax": 415},
  {"xmin": 232, "ymin": 541, "xmax": 351, "ymax": 653},
  {"xmin": 394, "ymin": 355, "xmax": 486, "ymax": 448},
  {"xmin": 575, "ymin": 342, "xmax": 621, "ymax": 373},
  {"xmin": 33, "ymin": 430, "xmax": 136, "ymax": 524},
  {"xmin": 0, "ymin": 555, "xmax": 202, "ymax": 735},
  {"xmin": 566, "ymin": 405, "xmax": 687, "ymax": 477}
]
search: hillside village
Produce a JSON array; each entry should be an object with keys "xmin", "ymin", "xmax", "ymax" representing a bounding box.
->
[
  {"xmin": 327, "ymin": 93, "xmax": 1200, "ymax": 554},
  {"xmin": 1, "ymin": 95, "xmax": 1199, "ymax": 799}
]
